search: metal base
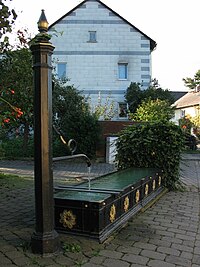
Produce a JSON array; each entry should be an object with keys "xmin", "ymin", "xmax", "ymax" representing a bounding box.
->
[{"xmin": 31, "ymin": 230, "xmax": 60, "ymax": 255}]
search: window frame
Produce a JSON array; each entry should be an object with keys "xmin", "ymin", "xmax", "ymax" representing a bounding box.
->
[
  {"xmin": 118, "ymin": 63, "xmax": 128, "ymax": 80},
  {"xmin": 57, "ymin": 63, "xmax": 67, "ymax": 80},
  {"xmin": 118, "ymin": 102, "xmax": 128, "ymax": 119},
  {"xmin": 88, "ymin": 31, "xmax": 97, "ymax": 43}
]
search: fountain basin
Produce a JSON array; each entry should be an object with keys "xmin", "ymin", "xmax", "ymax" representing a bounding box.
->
[{"xmin": 54, "ymin": 167, "xmax": 164, "ymax": 242}]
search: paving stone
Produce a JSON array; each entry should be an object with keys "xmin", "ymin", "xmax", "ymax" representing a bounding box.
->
[
  {"xmin": 156, "ymin": 246, "xmax": 180, "ymax": 256},
  {"xmin": 155, "ymin": 230, "xmax": 175, "ymax": 238},
  {"xmin": 183, "ymin": 240, "xmax": 195, "ymax": 247},
  {"xmin": 89, "ymin": 256, "xmax": 106, "ymax": 265},
  {"xmin": 193, "ymin": 254, "xmax": 200, "ymax": 265},
  {"xmin": 161, "ymin": 237, "xmax": 183, "ymax": 246},
  {"xmin": 82, "ymin": 263, "xmax": 102, "ymax": 267},
  {"xmin": 102, "ymin": 258, "xmax": 130, "ymax": 267},
  {"xmin": 194, "ymin": 246, "xmax": 200, "ymax": 255},
  {"xmin": 149, "ymin": 239, "xmax": 171, "ymax": 248},
  {"xmin": 133, "ymin": 242, "xmax": 157, "ymax": 251},
  {"xmin": 130, "ymin": 264, "xmax": 148, "ymax": 267},
  {"xmin": 0, "ymin": 253, "xmax": 13, "ymax": 265},
  {"xmin": 165, "ymin": 255, "xmax": 191, "ymax": 267},
  {"xmin": 171, "ymin": 243, "xmax": 193, "ymax": 253},
  {"xmin": 12, "ymin": 256, "xmax": 33, "ymax": 266},
  {"xmin": 180, "ymin": 251, "xmax": 193, "ymax": 260},
  {"xmin": 99, "ymin": 249, "xmax": 123, "ymax": 259},
  {"xmin": 140, "ymin": 249, "xmax": 165, "ymax": 260},
  {"xmin": 147, "ymin": 259, "xmax": 175, "ymax": 267},
  {"xmin": 54, "ymin": 254, "xmax": 75, "ymax": 265},
  {"xmin": 167, "ymin": 227, "xmax": 186, "ymax": 235},
  {"xmin": 122, "ymin": 254, "xmax": 149, "ymax": 265},
  {"xmin": 175, "ymin": 233, "xmax": 196, "ymax": 241},
  {"xmin": 116, "ymin": 245, "xmax": 141, "ymax": 255}
]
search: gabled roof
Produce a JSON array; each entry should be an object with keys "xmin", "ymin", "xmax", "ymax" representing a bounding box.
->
[
  {"xmin": 170, "ymin": 91, "xmax": 187, "ymax": 102},
  {"xmin": 49, "ymin": 0, "xmax": 157, "ymax": 51},
  {"xmin": 173, "ymin": 90, "xmax": 200, "ymax": 109}
]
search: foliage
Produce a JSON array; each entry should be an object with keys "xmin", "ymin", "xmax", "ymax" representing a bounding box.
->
[
  {"xmin": 184, "ymin": 132, "xmax": 197, "ymax": 151},
  {"xmin": 116, "ymin": 122, "xmax": 185, "ymax": 190},
  {"xmin": 1, "ymin": 137, "xmax": 34, "ymax": 158},
  {"xmin": 62, "ymin": 242, "xmax": 81, "ymax": 253},
  {"xmin": 190, "ymin": 114, "xmax": 200, "ymax": 128},
  {"xmin": 52, "ymin": 79, "xmax": 100, "ymax": 158},
  {"xmin": 131, "ymin": 99, "xmax": 175, "ymax": 122},
  {"xmin": 93, "ymin": 92, "xmax": 117, "ymax": 120},
  {"xmin": 125, "ymin": 82, "xmax": 143, "ymax": 114},
  {"xmin": 125, "ymin": 80, "xmax": 174, "ymax": 114},
  {"xmin": 0, "ymin": 47, "xmax": 33, "ymax": 155},
  {"xmin": 0, "ymin": 0, "xmax": 17, "ymax": 52},
  {"xmin": 179, "ymin": 115, "xmax": 193, "ymax": 133},
  {"xmin": 183, "ymin": 70, "xmax": 200, "ymax": 90}
]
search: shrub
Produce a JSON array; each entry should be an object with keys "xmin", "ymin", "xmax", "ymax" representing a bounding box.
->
[
  {"xmin": 116, "ymin": 122, "xmax": 185, "ymax": 190},
  {"xmin": 2, "ymin": 136, "xmax": 34, "ymax": 159},
  {"xmin": 52, "ymin": 80, "xmax": 101, "ymax": 158}
]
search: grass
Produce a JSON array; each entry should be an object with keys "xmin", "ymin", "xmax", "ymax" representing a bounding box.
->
[{"xmin": 0, "ymin": 173, "xmax": 33, "ymax": 189}]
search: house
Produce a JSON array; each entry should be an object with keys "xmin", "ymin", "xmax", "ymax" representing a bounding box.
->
[
  {"xmin": 170, "ymin": 91, "xmax": 187, "ymax": 102},
  {"xmin": 49, "ymin": 0, "xmax": 156, "ymax": 120},
  {"xmin": 171, "ymin": 89, "xmax": 200, "ymax": 125}
]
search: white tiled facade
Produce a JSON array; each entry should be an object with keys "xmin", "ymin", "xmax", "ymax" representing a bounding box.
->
[{"xmin": 49, "ymin": 0, "xmax": 156, "ymax": 120}]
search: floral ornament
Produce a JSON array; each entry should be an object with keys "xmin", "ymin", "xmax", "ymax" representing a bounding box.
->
[
  {"xmin": 60, "ymin": 210, "xmax": 76, "ymax": 229},
  {"xmin": 152, "ymin": 180, "xmax": 156, "ymax": 191},
  {"xmin": 145, "ymin": 184, "xmax": 149, "ymax": 196},
  {"xmin": 158, "ymin": 176, "xmax": 162, "ymax": 186},
  {"xmin": 110, "ymin": 204, "xmax": 116, "ymax": 223},
  {"xmin": 135, "ymin": 190, "xmax": 140, "ymax": 203},
  {"xmin": 124, "ymin": 196, "xmax": 129, "ymax": 212}
]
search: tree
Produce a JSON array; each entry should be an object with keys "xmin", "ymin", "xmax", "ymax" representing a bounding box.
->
[
  {"xmin": 183, "ymin": 70, "xmax": 200, "ymax": 90},
  {"xmin": 0, "ymin": 0, "xmax": 17, "ymax": 52},
  {"xmin": 0, "ymin": 47, "xmax": 33, "ymax": 155},
  {"xmin": 125, "ymin": 80, "xmax": 175, "ymax": 114},
  {"xmin": 132, "ymin": 99, "xmax": 175, "ymax": 123},
  {"xmin": 125, "ymin": 82, "xmax": 143, "ymax": 114},
  {"xmin": 52, "ymin": 79, "xmax": 100, "ymax": 158}
]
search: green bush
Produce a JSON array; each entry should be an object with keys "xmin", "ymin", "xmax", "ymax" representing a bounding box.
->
[
  {"xmin": 53, "ymin": 81, "xmax": 101, "ymax": 158},
  {"xmin": 2, "ymin": 137, "xmax": 34, "ymax": 159},
  {"xmin": 116, "ymin": 122, "xmax": 185, "ymax": 190}
]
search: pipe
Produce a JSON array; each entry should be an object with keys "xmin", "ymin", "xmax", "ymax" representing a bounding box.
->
[{"xmin": 53, "ymin": 153, "xmax": 91, "ymax": 167}]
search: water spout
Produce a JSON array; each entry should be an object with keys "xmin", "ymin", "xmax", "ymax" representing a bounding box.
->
[{"xmin": 53, "ymin": 154, "xmax": 92, "ymax": 191}]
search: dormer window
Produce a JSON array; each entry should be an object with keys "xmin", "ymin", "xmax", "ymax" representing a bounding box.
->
[{"xmin": 88, "ymin": 31, "xmax": 97, "ymax": 42}]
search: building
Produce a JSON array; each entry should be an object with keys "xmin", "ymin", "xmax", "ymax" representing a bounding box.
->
[
  {"xmin": 172, "ymin": 90, "xmax": 200, "ymax": 125},
  {"xmin": 49, "ymin": 0, "xmax": 156, "ymax": 120}
]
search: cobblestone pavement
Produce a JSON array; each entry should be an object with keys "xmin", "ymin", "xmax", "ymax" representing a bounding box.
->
[{"xmin": 0, "ymin": 155, "xmax": 200, "ymax": 267}]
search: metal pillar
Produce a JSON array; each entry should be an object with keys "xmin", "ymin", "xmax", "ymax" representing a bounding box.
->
[{"xmin": 30, "ymin": 10, "xmax": 59, "ymax": 254}]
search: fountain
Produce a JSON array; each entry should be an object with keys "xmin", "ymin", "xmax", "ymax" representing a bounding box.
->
[{"xmin": 53, "ymin": 126, "xmax": 164, "ymax": 242}]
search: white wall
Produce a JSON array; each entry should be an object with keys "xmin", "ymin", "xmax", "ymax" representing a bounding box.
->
[{"xmin": 50, "ymin": 0, "xmax": 152, "ymax": 119}]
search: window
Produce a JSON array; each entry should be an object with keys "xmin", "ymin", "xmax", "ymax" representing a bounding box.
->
[
  {"xmin": 57, "ymin": 63, "xmax": 66, "ymax": 79},
  {"xmin": 118, "ymin": 63, "xmax": 128, "ymax": 80},
  {"xmin": 118, "ymin": 103, "xmax": 128, "ymax": 118},
  {"xmin": 88, "ymin": 31, "xmax": 97, "ymax": 42}
]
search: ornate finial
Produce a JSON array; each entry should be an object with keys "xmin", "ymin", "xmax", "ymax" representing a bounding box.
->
[{"xmin": 38, "ymin": 10, "xmax": 49, "ymax": 33}]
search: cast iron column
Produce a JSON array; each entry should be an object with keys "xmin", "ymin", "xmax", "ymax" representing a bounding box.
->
[{"xmin": 30, "ymin": 10, "xmax": 59, "ymax": 254}]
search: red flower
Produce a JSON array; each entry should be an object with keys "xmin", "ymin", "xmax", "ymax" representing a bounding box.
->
[
  {"xmin": 10, "ymin": 90, "xmax": 15, "ymax": 94},
  {"xmin": 15, "ymin": 108, "xmax": 23, "ymax": 118},
  {"xmin": 3, "ymin": 118, "xmax": 10, "ymax": 123},
  {"xmin": 182, "ymin": 125, "xmax": 187, "ymax": 129}
]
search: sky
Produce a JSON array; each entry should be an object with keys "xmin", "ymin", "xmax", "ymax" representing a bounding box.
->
[{"xmin": 8, "ymin": 0, "xmax": 200, "ymax": 91}]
